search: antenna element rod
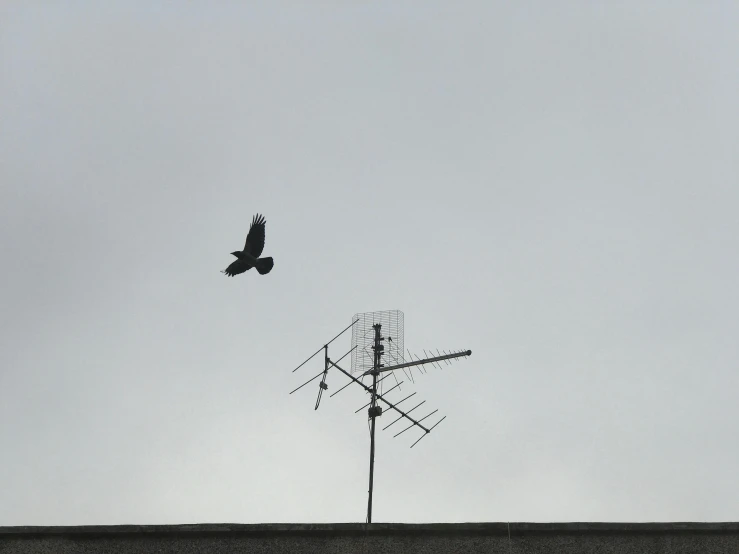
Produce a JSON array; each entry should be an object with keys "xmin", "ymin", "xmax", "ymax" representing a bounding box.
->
[{"xmin": 291, "ymin": 319, "xmax": 358, "ymax": 373}]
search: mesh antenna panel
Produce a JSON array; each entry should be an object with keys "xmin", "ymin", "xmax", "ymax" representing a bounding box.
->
[{"xmin": 351, "ymin": 310, "xmax": 404, "ymax": 374}]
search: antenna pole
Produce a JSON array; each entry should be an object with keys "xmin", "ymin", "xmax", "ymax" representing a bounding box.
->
[
  {"xmin": 289, "ymin": 310, "xmax": 471, "ymax": 523},
  {"xmin": 367, "ymin": 323, "xmax": 383, "ymax": 524}
]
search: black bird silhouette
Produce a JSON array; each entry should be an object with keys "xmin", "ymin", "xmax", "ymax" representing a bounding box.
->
[{"xmin": 221, "ymin": 214, "xmax": 274, "ymax": 277}]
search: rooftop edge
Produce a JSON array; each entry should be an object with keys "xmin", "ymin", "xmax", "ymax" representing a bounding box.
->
[{"xmin": 2, "ymin": 522, "xmax": 738, "ymax": 537}]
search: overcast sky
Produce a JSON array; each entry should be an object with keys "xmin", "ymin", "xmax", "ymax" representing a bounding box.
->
[{"xmin": 1, "ymin": 1, "xmax": 738, "ymax": 526}]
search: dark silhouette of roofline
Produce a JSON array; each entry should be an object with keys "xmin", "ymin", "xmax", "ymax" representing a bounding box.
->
[{"xmin": 3, "ymin": 522, "xmax": 739, "ymax": 539}]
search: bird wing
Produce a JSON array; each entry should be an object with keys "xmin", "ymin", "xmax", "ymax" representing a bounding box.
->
[
  {"xmin": 244, "ymin": 213, "xmax": 267, "ymax": 257},
  {"xmin": 222, "ymin": 259, "xmax": 248, "ymax": 277}
]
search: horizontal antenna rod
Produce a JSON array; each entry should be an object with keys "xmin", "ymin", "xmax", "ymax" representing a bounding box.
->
[
  {"xmin": 289, "ymin": 369, "xmax": 325, "ymax": 395},
  {"xmin": 364, "ymin": 350, "xmax": 472, "ymax": 376},
  {"xmin": 328, "ymin": 360, "xmax": 430, "ymax": 434},
  {"xmin": 382, "ymin": 396, "xmax": 423, "ymax": 430},
  {"xmin": 410, "ymin": 416, "xmax": 447, "ymax": 448},
  {"xmin": 393, "ymin": 409, "xmax": 438, "ymax": 438},
  {"xmin": 290, "ymin": 345, "xmax": 356, "ymax": 395},
  {"xmin": 291, "ymin": 319, "xmax": 358, "ymax": 373}
]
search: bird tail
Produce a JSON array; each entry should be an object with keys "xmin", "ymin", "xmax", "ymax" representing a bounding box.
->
[{"xmin": 255, "ymin": 256, "xmax": 274, "ymax": 275}]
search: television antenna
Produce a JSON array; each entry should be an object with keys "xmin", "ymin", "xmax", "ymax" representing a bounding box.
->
[{"xmin": 289, "ymin": 309, "xmax": 471, "ymax": 523}]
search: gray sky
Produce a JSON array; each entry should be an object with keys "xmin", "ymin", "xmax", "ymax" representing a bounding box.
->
[{"xmin": 1, "ymin": 1, "xmax": 738, "ymax": 525}]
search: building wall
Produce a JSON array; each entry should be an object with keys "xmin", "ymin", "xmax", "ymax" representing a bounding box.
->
[{"xmin": 2, "ymin": 523, "xmax": 738, "ymax": 554}]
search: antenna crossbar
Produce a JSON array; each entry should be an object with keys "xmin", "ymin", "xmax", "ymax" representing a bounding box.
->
[
  {"xmin": 328, "ymin": 360, "xmax": 431, "ymax": 434},
  {"xmin": 364, "ymin": 349, "xmax": 472, "ymax": 375},
  {"xmin": 393, "ymin": 409, "xmax": 438, "ymax": 438},
  {"xmin": 410, "ymin": 416, "xmax": 446, "ymax": 448},
  {"xmin": 382, "ymin": 396, "xmax": 422, "ymax": 430}
]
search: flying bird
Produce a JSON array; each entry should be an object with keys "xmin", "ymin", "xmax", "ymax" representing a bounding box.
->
[{"xmin": 221, "ymin": 214, "xmax": 274, "ymax": 277}]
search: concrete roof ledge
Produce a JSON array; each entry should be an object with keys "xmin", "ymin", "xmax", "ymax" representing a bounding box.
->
[{"xmin": 2, "ymin": 522, "xmax": 738, "ymax": 537}]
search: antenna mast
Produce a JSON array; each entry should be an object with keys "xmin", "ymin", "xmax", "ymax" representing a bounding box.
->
[
  {"xmin": 367, "ymin": 323, "xmax": 383, "ymax": 523},
  {"xmin": 289, "ymin": 309, "xmax": 471, "ymax": 523}
]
